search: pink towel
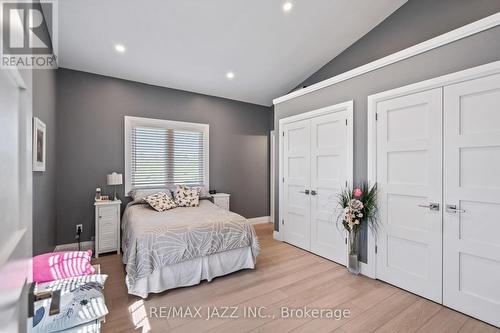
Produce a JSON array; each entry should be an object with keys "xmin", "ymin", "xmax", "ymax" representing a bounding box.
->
[{"xmin": 33, "ymin": 250, "xmax": 95, "ymax": 283}]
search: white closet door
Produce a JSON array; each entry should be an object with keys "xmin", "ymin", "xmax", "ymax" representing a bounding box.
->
[
  {"xmin": 443, "ymin": 73, "xmax": 500, "ymax": 327},
  {"xmin": 283, "ymin": 119, "xmax": 311, "ymax": 250},
  {"xmin": 376, "ymin": 88, "xmax": 443, "ymax": 303},
  {"xmin": 310, "ymin": 112, "xmax": 349, "ymax": 264}
]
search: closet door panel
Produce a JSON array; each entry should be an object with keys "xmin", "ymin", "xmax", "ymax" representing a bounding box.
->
[
  {"xmin": 283, "ymin": 120, "xmax": 311, "ymax": 250},
  {"xmin": 375, "ymin": 88, "xmax": 443, "ymax": 303},
  {"xmin": 310, "ymin": 112, "xmax": 348, "ymax": 264},
  {"xmin": 443, "ymin": 73, "xmax": 500, "ymax": 327}
]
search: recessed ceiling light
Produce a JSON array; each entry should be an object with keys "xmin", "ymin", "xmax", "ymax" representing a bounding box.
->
[
  {"xmin": 114, "ymin": 44, "xmax": 126, "ymax": 53},
  {"xmin": 283, "ymin": 2, "xmax": 293, "ymax": 12},
  {"xmin": 226, "ymin": 72, "xmax": 235, "ymax": 79}
]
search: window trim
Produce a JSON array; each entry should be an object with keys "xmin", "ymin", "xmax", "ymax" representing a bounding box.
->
[{"xmin": 124, "ymin": 116, "xmax": 209, "ymax": 195}]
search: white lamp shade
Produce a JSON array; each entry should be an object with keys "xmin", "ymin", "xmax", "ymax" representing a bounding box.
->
[{"xmin": 107, "ymin": 172, "xmax": 123, "ymax": 185}]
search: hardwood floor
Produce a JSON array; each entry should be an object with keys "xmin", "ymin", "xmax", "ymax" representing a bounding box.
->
[{"xmin": 94, "ymin": 223, "xmax": 499, "ymax": 333}]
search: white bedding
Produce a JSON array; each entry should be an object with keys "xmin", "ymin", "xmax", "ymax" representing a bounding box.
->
[{"xmin": 121, "ymin": 200, "xmax": 259, "ymax": 297}]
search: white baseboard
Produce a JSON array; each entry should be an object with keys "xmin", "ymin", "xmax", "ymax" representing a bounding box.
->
[
  {"xmin": 273, "ymin": 230, "xmax": 282, "ymax": 241},
  {"xmin": 248, "ymin": 216, "xmax": 272, "ymax": 225},
  {"xmin": 54, "ymin": 241, "xmax": 94, "ymax": 252}
]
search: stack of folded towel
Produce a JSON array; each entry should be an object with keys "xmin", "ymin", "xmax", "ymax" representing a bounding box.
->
[{"xmin": 31, "ymin": 250, "xmax": 108, "ymax": 333}]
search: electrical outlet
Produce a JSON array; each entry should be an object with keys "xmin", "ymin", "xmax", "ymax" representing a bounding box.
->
[{"xmin": 76, "ymin": 224, "xmax": 83, "ymax": 234}]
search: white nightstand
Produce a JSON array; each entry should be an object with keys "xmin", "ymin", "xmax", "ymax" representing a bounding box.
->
[
  {"xmin": 211, "ymin": 193, "xmax": 230, "ymax": 211},
  {"xmin": 94, "ymin": 200, "xmax": 121, "ymax": 257}
]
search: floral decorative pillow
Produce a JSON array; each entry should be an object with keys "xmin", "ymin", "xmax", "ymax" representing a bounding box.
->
[
  {"xmin": 174, "ymin": 185, "xmax": 200, "ymax": 207},
  {"xmin": 181, "ymin": 186, "xmax": 209, "ymax": 198},
  {"xmin": 143, "ymin": 192, "xmax": 177, "ymax": 212},
  {"xmin": 174, "ymin": 184, "xmax": 200, "ymax": 197}
]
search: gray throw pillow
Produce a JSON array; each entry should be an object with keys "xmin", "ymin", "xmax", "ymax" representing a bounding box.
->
[{"xmin": 130, "ymin": 188, "xmax": 172, "ymax": 203}]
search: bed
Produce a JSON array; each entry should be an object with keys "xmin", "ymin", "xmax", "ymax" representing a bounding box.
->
[{"xmin": 121, "ymin": 199, "xmax": 260, "ymax": 298}]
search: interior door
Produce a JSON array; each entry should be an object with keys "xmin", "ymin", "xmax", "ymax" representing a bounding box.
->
[
  {"xmin": 310, "ymin": 112, "xmax": 349, "ymax": 264},
  {"xmin": 283, "ymin": 119, "xmax": 311, "ymax": 250},
  {"xmin": 376, "ymin": 88, "xmax": 443, "ymax": 303},
  {"xmin": 443, "ymin": 73, "xmax": 500, "ymax": 327}
]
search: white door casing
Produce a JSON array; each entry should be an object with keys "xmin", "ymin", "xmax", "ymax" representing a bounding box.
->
[
  {"xmin": 375, "ymin": 88, "xmax": 443, "ymax": 303},
  {"xmin": 270, "ymin": 131, "xmax": 275, "ymax": 225},
  {"xmin": 0, "ymin": 68, "xmax": 32, "ymax": 332},
  {"xmin": 443, "ymin": 73, "xmax": 500, "ymax": 327},
  {"xmin": 310, "ymin": 112, "xmax": 351, "ymax": 264},
  {"xmin": 283, "ymin": 119, "xmax": 311, "ymax": 250}
]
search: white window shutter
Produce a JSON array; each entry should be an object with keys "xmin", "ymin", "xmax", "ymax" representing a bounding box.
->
[{"xmin": 130, "ymin": 127, "xmax": 205, "ymax": 189}]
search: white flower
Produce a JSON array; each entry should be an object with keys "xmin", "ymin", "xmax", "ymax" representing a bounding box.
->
[
  {"xmin": 348, "ymin": 199, "xmax": 364, "ymax": 212},
  {"xmin": 358, "ymin": 213, "xmax": 363, "ymax": 218},
  {"xmin": 354, "ymin": 220, "xmax": 360, "ymax": 225}
]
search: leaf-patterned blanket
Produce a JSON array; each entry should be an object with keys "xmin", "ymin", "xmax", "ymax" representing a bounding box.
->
[{"xmin": 121, "ymin": 200, "xmax": 260, "ymax": 290}]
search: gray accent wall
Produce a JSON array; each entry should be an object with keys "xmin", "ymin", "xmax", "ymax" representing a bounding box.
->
[
  {"xmin": 33, "ymin": 69, "xmax": 57, "ymax": 254},
  {"xmin": 274, "ymin": 0, "xmax": 500, "ymax": 262},
  {"xmin": 56, "ymin": 68, "xmax": 271, "ymax": 245},
  {"xmin": 32, "ymin": 2, "xmax": 57, "ymax": 255}
]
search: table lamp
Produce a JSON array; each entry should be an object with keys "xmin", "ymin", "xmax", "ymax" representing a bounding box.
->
[{"xmin": 107, "ymin": 172, "xmax": 123, "ymax": 201}]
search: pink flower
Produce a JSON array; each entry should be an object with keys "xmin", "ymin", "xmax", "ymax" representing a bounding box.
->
[{"xmin": 353, "ymin": 188, "xmax": 363, "ymax": 198}]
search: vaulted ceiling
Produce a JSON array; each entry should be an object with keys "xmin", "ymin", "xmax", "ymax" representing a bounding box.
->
[{"xmin": 58, "ymin": 0, "xmax": 407, "ymax": 106}]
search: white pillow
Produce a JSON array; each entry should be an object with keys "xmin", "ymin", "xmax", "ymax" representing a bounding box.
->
[{"xmin": 197, "ymin": 186, "xmax": 210, "ymax": 198}]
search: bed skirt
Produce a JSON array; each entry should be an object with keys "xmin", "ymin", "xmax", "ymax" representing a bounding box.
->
[{"xmin": 127, "ymin": 246, "xmax": 255, "ymax": 298}]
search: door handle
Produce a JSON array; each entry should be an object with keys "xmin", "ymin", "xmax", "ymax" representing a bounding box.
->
[
  {"xmin": 299, "ymin": 190, "xmax": 310, "ymax": 195},
  {"xmin": 310, "ymin": 190, "xmax": 317, "ymax": 196},
  {"xmin": 417, "ymin": 203, "xmax": 440, "ymax": 211},
  {"xmin": 446, "ymin": 204, "xmax": 466, "ymax": 214}
]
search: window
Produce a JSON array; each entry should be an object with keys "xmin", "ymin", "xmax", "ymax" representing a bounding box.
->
[{"xmin": 125, "ymin": 116, "xmax": 209, "ymax": 194}]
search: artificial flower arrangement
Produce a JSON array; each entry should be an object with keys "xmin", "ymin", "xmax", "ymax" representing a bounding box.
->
[{"xmin": 337, "ymin": 183, "xmax": 378, "ymax": 274}]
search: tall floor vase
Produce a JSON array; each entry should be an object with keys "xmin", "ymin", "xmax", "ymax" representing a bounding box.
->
[{"xmin": 347, "ymin": 230, "xmax": 360, "ymax": 275}]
